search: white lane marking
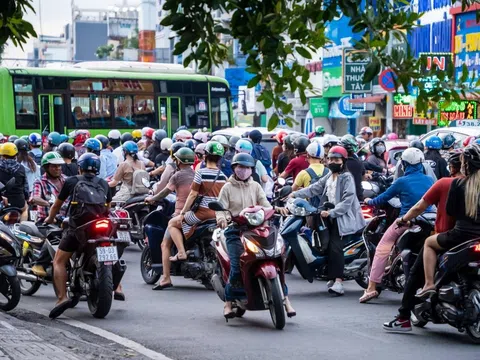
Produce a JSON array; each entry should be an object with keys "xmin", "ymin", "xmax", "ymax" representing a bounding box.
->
[
  {"xmin": 20, "ymin": 305, "xmax": 172, "ymax": 360},
  {"xmin": 0, "ymin": 321, "xmax": 16, "ymax": 330}
]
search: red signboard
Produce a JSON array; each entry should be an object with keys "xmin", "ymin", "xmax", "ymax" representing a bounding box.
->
[
  {"xmin": 393, "ymin": 104, "xmax": 414, "ymax": 119},
  {"xmin": 413, "ymin": 118, "xmax": 438, "ymax": 125}
]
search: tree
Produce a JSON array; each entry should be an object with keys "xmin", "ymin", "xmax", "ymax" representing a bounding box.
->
[
  {"xmin": 161, "ymin": 0, "xmax": 479, "ymax": 129},
  {"xmin": 95, "ymin": 44, "xmax": 115, "ymax": 59},
  {"xmin": 0, "ymin": 0, "xmax": 37, "ymax": 49}
]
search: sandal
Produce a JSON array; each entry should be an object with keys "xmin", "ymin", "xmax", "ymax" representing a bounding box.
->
[
  {"xmin": 415, "ymin": 286, "xmax": 436, "ymax": 299},
  {"xmin": 152, "ymin": 283, "xmax": 173, "ymax": 290},
  {"xmin": 359, "ymin": 290, "xmax": 379, "ymax": 303},
  {"xmin": 169, "ymin": 253, "xmax": 187, "ymax": 262},
  {"xmin": 114, "ymin": 291, "xmax": 126, "ymax": 301},
  {"xmin": 49, "ymin": 299, "xmax": 73, "ymax": 319}
]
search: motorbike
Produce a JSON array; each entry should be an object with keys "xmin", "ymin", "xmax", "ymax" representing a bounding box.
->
[
  {"xmin": 362, "ymin": 173, "xmax": 393, "ymax": 200},
  {"xmin": 209, "ymin": 191, "xmax": 289, "ymax": 330},
  {"xmin": 412, "ymin": 239, "xmax": 480, "ymax": 344},
  {"xmin": 140, "ymin": 194, "xmax": 217, "ymax": 289},
  {"xmin": 61, "ymin": 217, "xmax": 128, "ymax": 318}
]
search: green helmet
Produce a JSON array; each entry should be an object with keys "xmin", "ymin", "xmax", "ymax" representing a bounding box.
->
[
  {"xmin": 41, "ymin": 151, "xmax": 65, "ymax": 167},
  {"xmin": 174, "ymin": 147, "xmax": 195, "ymax": 165},
  {"xmin": 20, "ymin": 135, "xmax": 29, "ymax": 142},
  {"xmin": 205, "ymin": 141, "xmax": 225, "ymax": 156},
  {"xmin": 340, "ymin": 134, "xmax": 359, "ymax": 153},
  {"xmin": 315, "ymin": 126, "xmax": 325, "ymax": 135}
]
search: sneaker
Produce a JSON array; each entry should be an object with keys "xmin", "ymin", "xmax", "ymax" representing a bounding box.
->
[
  {"xmin": 328, "ymin": 281, "xmax": 344, "ymax": 296},
  {"xmin": 383, "ymin": 316, "xmax": 412, "ymax": 333},
  {"xmin": 327, "ymin": 280, "xmax": 334, "ymax": 289}
]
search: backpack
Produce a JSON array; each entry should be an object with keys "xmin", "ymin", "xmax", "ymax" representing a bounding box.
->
[
  {"xmin": 69, "ymin": 175, "xmax": 108, "ymax": 225},
  {"xmin": 29, "ymin": 150, "xmax": 42, "ymax": 166},
  {"xmin": 130, "ymin": 165, "xmax": 150, "ymax": 195},
  {"xmin": 252, "ymin": 144, "xmax": 272, "ymax": 174},
  {"xmin": 305, "ymin": 166, "xmax": 329, "ymax": 208}
]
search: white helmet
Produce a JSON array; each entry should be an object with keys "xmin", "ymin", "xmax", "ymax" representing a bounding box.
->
[
  {"xmin": 211, "ymin": 135, "xmax": 228, "ymax": 146},
  {"xmin": 108, "ymin": 130, "xmax": 121, "ymax": 140},
  {"xmin": 360, "ymin": 126, "xmax": 373, "ymax": 135},
  {"xmin": 175, "ymin": 129, "xmax": 192, "ymax": 142},
  {"xmin": 194, "ymin": 131, "xmax": 208, "ymax": 144},
  {"xmin": 195, "ymin": 143, "xmax": 207, "ymax": 155},
  {"xmin": 323, "ymin": 134, "xmax": 340, "ymax": 147},
  {"xmin": 310, "ymin": 137, "xmax": 325, "ymax": 146},
  {"xmin": 401, "ymin": 147, "xmax": 424, "ymax": 165},
  {"xmin": 306, "ymin": 142, "xmax": 325, "ymax": 159},
  {"xmin": 160, "ymin": 138, "xmax": 173, "ymax": 151}
]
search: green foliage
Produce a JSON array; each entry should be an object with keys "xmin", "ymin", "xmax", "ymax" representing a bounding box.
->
[
  {"xmin": 0, "ymin": 0, "xmax": 37, "ymax": 49},
  {"xmin": 161, "ymin": 0, "xmax": 478, "ymax": 130},
  {"xmin": 95, "ymin": 44, "xmax": 115, "ymax": 59}
]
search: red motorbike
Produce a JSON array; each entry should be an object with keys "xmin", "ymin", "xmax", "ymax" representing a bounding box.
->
[{"xmin": 208, "ymin": 201, "xmax": 287, "ymax": 330}]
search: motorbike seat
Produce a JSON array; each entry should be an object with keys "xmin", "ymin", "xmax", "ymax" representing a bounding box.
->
[
  {"xmin": 124, "ymin": 195, "xmax": 149, "ymax": 206},
  {"xmin": 187, "ymin": 220, "xmax": 217, "ymax": 242},
  {"xmin": 18, "ymin": 221, "xmax": 44, "ymax": 238}
]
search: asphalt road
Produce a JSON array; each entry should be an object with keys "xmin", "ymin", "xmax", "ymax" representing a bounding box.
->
[{"xmin": 13, "ymin": 246, "xmax": 480, "ymax": 360}]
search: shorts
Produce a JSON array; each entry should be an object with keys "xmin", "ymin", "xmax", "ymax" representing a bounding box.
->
[
  {"xmin": 437, "ymin": 229, "xmax": 477, "ymax": 250},
  {"xmin": 58, "ymin": 229, "xmax": 81, "ymax": 253}
]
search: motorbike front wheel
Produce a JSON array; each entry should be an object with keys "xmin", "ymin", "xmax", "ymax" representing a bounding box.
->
[
  {"xmin": 466, "ymin": 282, "xmax": 480, "ymax": 344},
  {"xmin": 0, "ymin": 274, "xmax": 21, "ymax": 311},
  {"xmin": 140, "ymin": 246, "xmax": 161, "ymax": 285},
  {"xmin": 265, "ymin": 276, "xmax": 286, "ymax": 330},
  {"xmin": 87, "ymin": 255, "xmax": 113, "ymax": 319}
]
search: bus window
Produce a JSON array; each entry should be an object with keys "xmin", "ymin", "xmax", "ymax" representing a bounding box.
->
[
  {"xmin": 133, "ymin": 95, "xmax": 156, "ymax": 128},
  {"xmin": 70, "ymin": 94, "xmax": 111, "ymax": 128},
  {"xmin": 113, "ymin": 96, "xmax": 134, "ymax": 128},
  {"xmin": 14, "ymin": 77, "xmax": 38, "ymax": 129},
  {"xmin": 211, "ymin": 97, "xmax": 230, "ymax": 131},
  {"xmin": 184, "ymin": 96, "xmax": 209, "ymax": 129},
  {"xmin": 159, "ymin": 98, "xmax": 168, "ymax": 131},
  {"xmin": 170, "ymin": 98, "xmax": 180, "ymax": 132}
]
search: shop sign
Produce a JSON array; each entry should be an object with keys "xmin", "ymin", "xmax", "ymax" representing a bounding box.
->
[
  {"xmin": 343, "ymin": 48, "xmax": 372, "ymax": 93},
  {"xmin": 393, "ymin": 93, "xmax": 414, "ymax": 119},
  {"xmin": 418, "ymin": 52, "xmax": 453, "ymax": 92},
  {"xmin": 338, "ymin": 95, "xmax": 356, "ymax": 116},
  {"xmin": 309, "ymin": 98, "xmax": 329, "ymax": 117},
  {"xmin": 413, "ymin": 117, "xmax": 438, "ymax": 125},
  {"xmin": 322, "ymin": 67, "xmax": 343, "ymax": 98},
  {"xmin": 305, "ymin": 61, "xmax": 323, "ymax": 73},
  {"xmin": 368, "ymin": 117, "xmax": 381, "ymax": 131},
  {"xmin": 438, "ymin": 100, "xmax": 477, "ymax": 122},
  {"xmin": 349, "ymin": 94, "xmax": 366, "ymax": 111},
  {"xmin": 455, "ymin": 120, "xmax": 480, "ymax": 127},
  {"xmin": 454, "ymin": 11, "xmax": 480, "ymax": 89}
]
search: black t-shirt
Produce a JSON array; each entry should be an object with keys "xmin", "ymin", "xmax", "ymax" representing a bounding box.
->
[
  {"xmin": 277, "ymin": 152, "xmax": 291, "ymax": 174},
  {"xmin": 0, "ymin": 160, "xmax": 27, "ymax": 208},
  {"xmin": 425, "ymin": 150, "xmax": 449, "ymax": 180},
  {"xmin": 61, "ymin": 162, "xmax": 79, "ymax": 177},
  {"xmin": 146, "ymin": 144, "xmax": 161, "ymax": 162},
  {"xmin": 346, "ymin": 156, "xmax": 365, "ymax": 201},
  {"xmin": 447, "ymin": 177, "xmax": 480, "ymax": 235},
  {"xmin": 154, "ymin": 152, "xmax": 169, "ymax": 168}
]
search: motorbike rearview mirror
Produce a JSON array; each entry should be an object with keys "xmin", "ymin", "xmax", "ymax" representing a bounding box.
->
[
  {"xmin": 208, "ymin": 201, "xmax": 226, "ymax": 212},
  {"xmin": 323, "ymin": 202, "xmax": 335, "ymax": 210},
  {"xmin": 277, "ymin": 177, "xmax": 286, "ymax": 186},
  {"xmin": 141, "ymin": 178, "xmax": 150, "ymax": 188},
  {"xmin": 279, "ymin": 185, "xmax": 292, "ymax": 198}
]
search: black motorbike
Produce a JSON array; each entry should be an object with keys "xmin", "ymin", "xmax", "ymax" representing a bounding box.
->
[
  {"xmin": 413, "ymin": 239, "xmax": 480, "ymax": 343},
  {"xmin": 362, "ymin": 174, "xmax": 393, "ymax": 200},
  {"xmin": 140, "ymin": 194, "xmax": 217, "ymax": 289}
]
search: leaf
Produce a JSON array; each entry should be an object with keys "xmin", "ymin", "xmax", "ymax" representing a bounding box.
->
[
  {"xmin": 461, "ymin": 64, "xmax": 469, "ymax": 83},
  {"xmin": 247, "ymin": 75, "xmax": 260, "ymax": 88},
  {"xmin": 363, "ymin": 56, "xmax": 381, "ymax": 83},
  {"xmin": 268, "ymin": 113, "xmax": 279, "ymax": 131},
  {"xmin": 295, "ymin": 47, "xmax": 312, "ymax": 59}
]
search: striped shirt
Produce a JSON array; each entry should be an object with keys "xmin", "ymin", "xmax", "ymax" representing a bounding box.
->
[{"xmin": 192, "ymin": 167, "xmax": 227, "ymax": 209}]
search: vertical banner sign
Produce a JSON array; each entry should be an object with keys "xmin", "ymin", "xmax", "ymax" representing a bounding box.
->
[
  {"xmin": 454, "ymin": 11, "xmax": 480, "ymax": 89},
  {"xmin": 343, "ymin": 48, "xmax": 372, "ymax": 93}
]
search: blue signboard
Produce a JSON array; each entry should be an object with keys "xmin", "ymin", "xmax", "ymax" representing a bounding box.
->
[
  {"xmin": 225, "ymin": 68, "xmax": 256, "ymax": 103},
  {"xmin": 454, "ymin": 11, "xmax": 480, "ymax": 88}
]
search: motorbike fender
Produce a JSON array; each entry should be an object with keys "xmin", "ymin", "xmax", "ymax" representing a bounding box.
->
[
  {"xmin": 0, "ymin": 264, "xmax": 17, "ymax": 277},
  {"xmin": 255, "ymin": 262, "xmax": 278, "ymax": 280},
  {"xmin": 280, "ymin": 216, "xmax": 304, "ymax": 236}
]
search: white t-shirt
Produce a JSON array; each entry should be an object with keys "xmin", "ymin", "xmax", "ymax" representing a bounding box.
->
[{"xmin": 325, "ymin": 176, "xmax": 337, "ymax": 204}]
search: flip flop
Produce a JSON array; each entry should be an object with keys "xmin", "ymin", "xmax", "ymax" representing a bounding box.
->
[
  {"xmin": 49, "ymin": 299, "xmax": 73, "ymax": 319},
  {"xmin": 415, "ymin": 287, "xmax": 436, "ymax": 299},
  {"xmin": 169, "ymin": 254, "xmax": 187, "ymax": 262},
  {"xmin": 152, "ymin": 283, "xmax": 173, "ymax": 291},
  {"xmin": 359, "ymin": 290, "xmax": 379, "ymax": 303},
  {"xmin": 114, "ymin": 291, "xmax": 126, "ymax": 301}
]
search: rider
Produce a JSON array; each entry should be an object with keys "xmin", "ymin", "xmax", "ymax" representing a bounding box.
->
[
  {"xmin": 44, "ymin": 132, "xmax": 62, "ymax": 153},
  {"xmin": 424, "ymin": 136, "xmax": 449, "ymax": 180},
  {"xmin": 15, "ymin": 138, "xmax": 40, "ymax": 195},
  {"xmin": 216, "ymin": 153, "xmax": 295, "ymax": 319},
  {"xmin": 149, "ymin": 138, "xmax": 173, "ymax": 178},
  {"xmin": 249, "ymin": 129, "xmax": 272, "ymax": 175},
  {"xmin": 108, "ymin": 130, "xmax": 122, "ymax": 150},
  {"xmin": 95, "ymin": 135, "xmax": 117, "ymax": 178},
  {"xmin": 194, "ymin": 143, "xmax": 206, "ymax": 171},
  {"xmin": 361, "ymin": 148, "xmax": 434, "ymax": 303},
  {"xmin": 113, "ymin": 132, "xmax": 134, "ymax": 165},
  {"xmin": 280, "ymin": 136, "xmax": 310, "ymax": 181},
  {"xmin": 276, "ymin": 134, "xmax": 296, "ymax": 175},
  {"xmin": 291, "ymin": 146, "xmax": 366, "ymax": 296},
  {"xmin": 46, "ymin": 153, "xmax": 113, "ymax": 319},
  {"xmin": 366, "ymin": 138, "xmax": 388, "ymax": 173},
  {"xmin": 314, "ymin": 126, "xmax": 326, "ymax": 139},
  {"xmin": 28, "ymin": 132, "xmax": 43, "ymax": 165},
  {"xmin": 57, "ymin": 143, "xmax": 79, "ymax": 177},
  {"xmin": 292, "ymin": 142, "xmax": 327, "ymax": 191},
  {"xmin": 142, "ymin": 127, "xmax": 155, "ymax": 149},
  {"xmin": 441, "ymin": 133, "xmax": 456, "ymax": 157},
  {"xmin": 394, "ymin": 140, "xmax": 436, "ymax": 181},
  {"xmin": 152, "ymin": 142, "xmax": 185, "ymax": 193},
  {"xmin": 272, "ymin": 131, "xmax": 288, "ymax": 171},
  {"xmin": 0, "ymin": 143, "xmax": 28, "ymax": 214},
  {"xmin": 235, "ymin": 139, "xmax": 268, "ymax": 185},
  {"xmin": 145, "ymin": 148, "xmax": 196, "ymax": 290},
  {"xmin": 224, "ymin": 135, "xmax": 239, "ymax": 162},
  {"xmin": 147, "ymin": 130, "xmax": 167, "ymax": 162},
  {"xmin": 340, "ymin": 134, "xmax": 365, "ymax": 201},
  {"xmin": 211, "ymin": 135, "xmax": 233, "ymax": 178},
  {"xmin": 322, "ymin": 134, "xmax": 340, "ymax": 155},
  {"xmin": 359, "ymin": 127, "xmax": 374, "ymax": 142},
  {"xmin": 132, "ymin": 129, "xmax": 142, "ymax": 143},
  {"xmin": 71, "ymin": 130, "xmax": 90, "ymax": 158}
]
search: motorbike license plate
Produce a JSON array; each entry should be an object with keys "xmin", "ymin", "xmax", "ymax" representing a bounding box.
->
[
  {"xmin": 117, "ymin": 231, "xmax": 131, "ymax": 242},
  {"xmin": 96, "ymin": 246, "xmax": 119, "ymax": 262}
]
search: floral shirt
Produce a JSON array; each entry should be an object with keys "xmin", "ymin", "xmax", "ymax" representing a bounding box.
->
[{"xmin": 32, "ymin": 174, "xmax": 68, "ymax": 221}]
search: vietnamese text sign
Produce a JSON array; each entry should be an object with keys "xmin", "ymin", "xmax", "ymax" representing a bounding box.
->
[
  {"xmin": 413, "ymin": 118, "xmax": 438, "ymax": 125},
  {"xmin": 343, "ymin": 48, "xmax": 372, "ymax": 93},
  {"xmin": 418, "ymin": 52, "xmax": 453, "ymax": 92},
  {"xmin": 310, "ymin": 98, "xmax": 329, "ymax": 117},
  {"xmin": 369, "ymin": 117, "xmax": 381, "ymax": 131},
  {"xmin": 393, "ymin": 93, "xmax": 414, "ymax": 119},
  {"xmin": 439, "ymin": 100, "xmax": 477, "ymax": 122},
  {"xmin": 454, "ymin": 11, "xmax": 480, "ymax": 89}
]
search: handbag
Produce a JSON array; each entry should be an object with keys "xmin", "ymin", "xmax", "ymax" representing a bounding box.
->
[{"xmin": 190, "ymin": 169, "xmax": 221, "ymax": 213}]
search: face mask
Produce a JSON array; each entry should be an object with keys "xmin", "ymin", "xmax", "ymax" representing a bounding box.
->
[
  {"xmin": 375, "ymin": 145, "xmax": 386, "ymax": 155},
  {"xmin": 328, "ymin": 163, "xmax": 343, "ymax": 173},
  {"xmin": 234, "ymin": 167, "xmax": 252, "ymax": 181}
]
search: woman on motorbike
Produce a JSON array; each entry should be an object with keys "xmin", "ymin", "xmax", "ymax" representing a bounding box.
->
[
  {"xmin": 291, "ymin": 146, "xmax": 365, "ymax": 296},
  {"xmin": 275, "ymin": 135, "xmax": 296, "ymax": 175},
  {"xmin": 216, "ymin": 153, "xmax": 295, "ymax": 319},
  {"xmin": 361, "ymin": 148, "xmax": 434, "ymax": 303}
]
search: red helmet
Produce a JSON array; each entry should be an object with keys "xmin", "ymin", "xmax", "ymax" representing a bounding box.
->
[
  {"xmin": 328, "ymin": 145, "xmax": 348, "ymax": 159},
  {"xmin": 72, "ymin": 130, "xmax": 90, "ymax": 146},
  {"xmin": 464, "ymin": 135, "xmax": 476, "ymax": 147},
  {"xmin": 275, "ymin": 130, "xmax": 288, "ymax": 144},
  {"xmin": 144, "ymin": 128, "xmax": 155, "ymax": 139}
]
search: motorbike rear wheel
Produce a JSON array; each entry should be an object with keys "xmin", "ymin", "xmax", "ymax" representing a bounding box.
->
[
  {"xmin": 354, "ymin": 250, "xmax": 369, "ymax": 289},
  {"xmin": 20, "ymin": 279, "xmax": 41, "ymax": 296},
  {"xmin": 0, "ymin": 275, "xmax": 21, "ymax": 311},
  {"xmin": 87, "ymin": 255, "xmax": 113, "ymax": 319},
  {"xmin": 140, "ymin": 246, "xmax": 161, "ymax": 285},
  {"xmin": 466, "ymin": 282, "xmax": 480, "ymax": 344},
  {"xmin": 265, "ymin": 276, "xmax": 286, "ymax": 330}
]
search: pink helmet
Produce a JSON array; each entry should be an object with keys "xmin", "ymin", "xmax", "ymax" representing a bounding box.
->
[
  {"xmin": 386, "ymin": 133, "xmax": 398, "ymax": 140},
  {"xmin": 194, "ymin": 131, "xmax": 208, "ymax": 144},
  {"xmin": 175, "ymin": 130, "xmax": 193, "ymax": 142}
]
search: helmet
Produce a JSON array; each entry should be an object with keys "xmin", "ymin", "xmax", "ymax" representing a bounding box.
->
[
  {"xmin": 160, "ymin": 138, "xmax": 173, "ymax": 151},
  {"xmin": 464, "ymin": 135, "xmax": 476, "ymax": 147},
  {"xmin": 142, "ymin": 127, "xmax": 155, "ymax": 139},
  {"xmin": 0, "ymin": 143, "xmax": 18, "ymax": 156},
  {"xmin": 401, "ymin": 147, "xmax": 424, "ymax": 165},
  {"xmin": 306, "ymin": 142, "xmax": 325, "ymax": 159},
  {"xmin": 386, "ymin": 133, "xmax": 398, "ymax": 140},
  {"xmin": 121, "ymin": 132, "xmax": 133, "ymax": 144},
  {"xmin": 57, "ymin": 143, "xmax": 76, "ymax": 159},
  {"xmin": 323, "ymin": 134, "xmax": 340, "ymax": 147},
  {"xmin": 132, "ymin": 129, "xmax": 142, "ymax": 141},
  {"xmin": 463, "ymin": 144, "xmax": 480, "ymax": 171},
  {"xmin": 28, "ymin": 132, "xmax": 42, "ymax": 146},
  {"xmin": 123, "ymin": 141, "xmax": 138, "ymax": 155},
  {"xmin": 78, "ymin": 153, "xmax": 101, "ymax": 173},
  {"xmin": 195, "ymin": 143, "xmax": 206, "ymax": 155},
  {"xmin": 211, "ymin": 135, "xmax": 228, "ymax": 147},
  {"xmin": 176, "ymin": 125, "xmax": 188, "ymax": 132},
  {"xmin": 448, "ymin": 151, "xmax": 462, "ymax": 168},
  {"xmin": 284, "ymin": 134, "xmax": 297, "ymax": 149},
  {"xmin": 356, "ymin": 136, "xmax": 367, "ymax": 148},
  {"xmin": 249, "ymin": 129, "xmax": 262, "ymax": 144},
  {"xmin": 175, "ymin": 130, "xmax": 193, "ymax": 142},
  {"xmin": 409, "ymin": 140, "xmax": 425, "ymax": 152},
  {"xmin": 14, "ymin": 138, "xmax": 28, "ymax": 151},
  {"xmin": 194, "ymin": 131, "xmax": 208, "ymax": 144},
  {"xmin": 315, "ymin": 126, "xmax": 325, "ymax": 136},
  {"xmin": 174, "ymin": 147, "xmax": 195, "ymax": 165},
  {"xmin": 340, "ymin": 134, "xmax": 358, "ymax": 153},
  {"xmin": 328, "ymin": 146, "xmax": 348, "ymax": 159},
  {"xmin": 359, "ymin": 127, "xmax": 373, "ymax": 135},
  {"xmin": 369, "ymin": 138, "xmax": 386, "ymax": 154},
  {"xmin": 7, "ymin": 135, "xmax": 19, "ymax": 143},
  {"xmin": 293, "ymin": 136, "xmax": 310, "ymax": 154},
  {"xmin": 154, "ymin": 129, "xmax": 167, "ymax": 143},
  {"xmin": 108, "ymin": 130, "xmax": 121, "ymax": 140},
  {"xmin": 311, "ymin": 137, "xmax": 325, "ymax": 146},
  {"xmin": 95, "ymin": 134, "xmax": 109, "ymax": 150},
  {"xmin": 0, "ymin": 134, "xmax": 4, "ymax": 142},
  {"xmin": 443, "ymin": 133, "xmax": 456, "ymax": 149},
  {"xmin": 84, "ymin": 138, "xmax": 102, "ymax": 152},
  {"xmin": 235, "ymin": 139, "xmax": 254, "ymax": 154},
  {"xmin": 275, "ymin": 131, "xmax": 288, "ymax": 144},
  {"xmin": 47, "ymin": 132, "xmax": 61, "ymax": 146},
  {"xmin": 425, "ymin": 136, "xmax": 442, "ymax": 150},
  {"xmin": 59, "ymin": 134, "xmax": 69, "ymax": 143},
  {"xmin": 229, "ymin": 135, "xmax": 241, "ymax": 149},
  {"xmin": 205, "ymin": 141, "xmax": 225, "ymax": 156},
  {"xmin": 170, "ymin": 142, "xmax": 186, "ymax": 154},
  {"xmin": 41, "ymin": 151, "xmax": 65, "ymax": 166},
  {"xmin": 184, "ymin": 139, "xmax": 196, "ymax": 151},
  {"xmin": 20, "ymin": 135, "xmax": 29, "ymax": 142},
  {"xmin": 231, "ymin": 153, "xmax": 255, "ymax": 168}
]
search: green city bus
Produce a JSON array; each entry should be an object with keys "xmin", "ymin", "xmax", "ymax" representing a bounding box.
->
[{"xmin": 0, "ymin": 64, "xmax": 233, "ymax": 137}]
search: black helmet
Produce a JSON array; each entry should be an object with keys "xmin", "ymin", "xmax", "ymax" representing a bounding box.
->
[
  {"xmin": 78, "ymin": 153, "xmax": 101, "ymax": 174},
  {"xmin": 95, "ymin": 134, "xmax": 109, "ymax": 150},
  {"xmin": 231, "ymin": 153, "xmax": 255, "ymax": 168},
  {"xmin": 170, "ymin": 142, "xmax": 186, "ymax": 155},
  {"xmin": 57, "ymin": 143, "xmax": 76, "ymax": 159},
  {"xmin": 283, "ymin": 134, "xmax": 296, "ymax": 149},
  {"xmin": 293, "ymin": 136, "xmax": 309, "ymax": 154},
  {"xmin": 184, "ymin": 139, "xmax": 196, "ymax": 151},
  {"xmin": 369, "ymin": 137, "xmax": 385, "ymax": 155},
  {"xmin": 121, "ymin": 132, "xmax": 133, "ymax": 144},
  {"xmin": 249, "ymin": 129, "xmax": 262, "ymax": 144},
  {"xmin": 463, "ymin": 144, "xmax": 480, "ymax": 171},
  {"xmin": 409, "ymin": 139, "xmax": 425, "ymax": 152},
  {"xmin": 448, "ymin": 151, "xmax": 462, "ymax": 168},
  {"xmin": 229, "ymin": 135, "xmax": 240, "ymax": 149},
  {"xmin": 154, "ymin": 129, "xmax": 167, "ymax": 143},
  {"xmin": 13, "ymin": 138, "xmax": 29, "ymax": 152}
]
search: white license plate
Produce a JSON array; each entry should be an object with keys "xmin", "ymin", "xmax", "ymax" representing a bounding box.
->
[
  {"xmin": 117, "ymin": 231, "xmax": 131, "ymax": 242},
  {"xmin": 96, "ymin": 246, "xmax": 119, "ymax": 262}
]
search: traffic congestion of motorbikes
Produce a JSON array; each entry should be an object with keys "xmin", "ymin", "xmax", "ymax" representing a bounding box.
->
[{"xmin": 0, "ymin": 125, "xmax": 479, "ymax": 342}]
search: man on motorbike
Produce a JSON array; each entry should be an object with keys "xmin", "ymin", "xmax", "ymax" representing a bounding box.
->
[
  {"xmin": 152, "ymin": 142, "xmax": 186, "ymax": 194},
  {"xmin": 359, "ymin": 127, "xmax": 374, "ymax": 142},
  {"xmin": 0, "ymin": 143, "xmax": 28, "ymax": 215},
  {"xmin": 394, "ymin": 140, "xmax": 436, "ymax": 181},
  {"xmin": 361, "ymin": 148, "xmax": 434, "ymax": 303},
  {"xmin": 95, "ymin": 135, "xmax": 117, "ymax": 178},
  {"xmin": 28, "ymin": 132, "xmax": 43, "ymax": 166},
  {"xmin": 425, "ymin": 136, "xmax": 449, "ymax": 180},
  {"xmin": 57, "ymin": 143, "xmax": 79, "ymax": 177},
  {"xmin": 340, "ymin": 134, "xmax": 365, "ymax": 201},
  {"xmin": 145, "ymin": 148, "xmax": 196, "ymax": 290},
  {"xmin": 441, "ymin": 133, "xmax": 456, "ymax": 160},
  {"xmin": 45, "ymin": 153, "xmax": 113, "ymax": 319},
  {"xmin": 224, "ymin": 135, "xmax": 239, "ymax": 162},
  {"xmin": 293, "ymin": 142, "xmax": 327, "ymax": 190},
  {"xmin": 44, "ymin": 132, "xmax": 62, "ymax": 153},
  {"xmin": 108, "ymin": 130, "xmax": 122, "ymax": 150},
  {"xmin": 216, "ymin": 153, "xmax": 294, "ymax": 319},
  {"xmin": 280, "ymin": 136, "xmax": 310, "ymax": 181}
]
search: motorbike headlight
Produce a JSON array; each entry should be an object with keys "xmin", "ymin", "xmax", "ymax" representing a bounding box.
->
[
  {"xmin": 245, "ymin": 239, "xmax": 260, "ymax": 254},
  {"xmin": 275, "ymin": 235, "xmax": 284, "ymax": 254},
  {"xmin": 244, "ymin": 210, "xmax": 265, "ymax": 226}
]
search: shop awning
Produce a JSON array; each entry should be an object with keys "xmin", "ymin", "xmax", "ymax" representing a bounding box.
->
[{"xmin": 348, "ymin": 95, "xmax": 385, "ymax": 104}]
